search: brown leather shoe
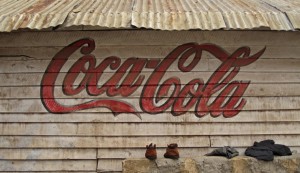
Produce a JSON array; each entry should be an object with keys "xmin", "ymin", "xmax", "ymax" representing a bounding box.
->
[
  {"xmin": 164, "ymin": 143, "xmax": 179, "ymax": 159},
  {"xmin": 145, "ymin": 143, "xmax": 157, "ymax": 160}
]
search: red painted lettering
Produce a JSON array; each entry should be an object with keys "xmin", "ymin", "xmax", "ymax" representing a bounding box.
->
[{"xmin": 40, "ymin": 38, "xmax": 266, "ymax": 119}]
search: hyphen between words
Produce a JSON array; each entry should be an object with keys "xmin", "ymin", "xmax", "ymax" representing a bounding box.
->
[{"xmin": 41, "ymin": 38, "xmax": 266, "ymax": 119}]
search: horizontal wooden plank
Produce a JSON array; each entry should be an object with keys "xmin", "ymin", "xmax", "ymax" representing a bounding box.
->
[
  {"xmin": 0, "ymin": 31, "xmax": 299, "ymax": 47},
  {"xmin": 0, "ymin": 149, "xmax": 96, "ymax": 160},
  {"xmin": 1, "ymin": 97, "xmax": 300, "ymax": 113},
  {"xmin": 0, "ymin": 122, "xmax": 299, "ymax": 136},
  {"xmin": 2, "ymin": 83, "xmax": 300, "ymax": 99},
  {"xmin": 97, "ymin": 159, "xmax": 123, "ymax": 172},
  {"xmin": 0, "ymin": 172, "xmax": 97, "ymax": 173},
  {"xmin": 211, "ymin": 135, "xmax": 300, "ymax": 147},
  {"xmin": 0, "ymin": 136, "xmax": 210, "ymax": 148},
  {"xmin": 0, "ymin": 46, "xmax": 209, "ymax": 60},
  {"xmin": 209, "ymin": 58, "xmax": 300, "ymax": 72},
  {"xmin": 2, "ymin": 58, "xmax": 300, "ymax": 73},
  {"xmin": 0, "ymin": 160, "xmax": 96, "ymax": 172},
  {"xmin": 0, "ymin": 58, "xmax": 211, "ymax": 73},
  {"xmin": 0, "ymin": 45, "xmax": 299, "ymax": 60},
  {"xmin": 3, "ymin": 72, "xmax": 300, "ymax": 87},
  {"xmin": 1, "ymin": 110, "xmax": 300, "ymax": 123}
]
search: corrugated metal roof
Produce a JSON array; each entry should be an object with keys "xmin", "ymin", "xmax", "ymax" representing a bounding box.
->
[
  {"xmin": 132, "ymin": 0, "xmax": 226, "ymax": 30},
  {"xmin": 62, "ymin": 0, "xmax": 134, "ymax": 28},
  {"xmin": 0, "ymin": 0, "xmax": 299, "ymax": 32},
  {"xmin": 208, "ymin": 0, "xmax": 294, "ymax": 30},
  {"xmin": 0, "ymin": 0, "xmax": 81, "ymax": 32},
  {"xmin": 261, "ymin": 0, "xmax": 300, "ymax": 30}
]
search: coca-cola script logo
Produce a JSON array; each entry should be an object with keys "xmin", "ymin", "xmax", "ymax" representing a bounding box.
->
[{"xmin": 41, "ymin": 38, "xmax": 265, "ymax": 119}]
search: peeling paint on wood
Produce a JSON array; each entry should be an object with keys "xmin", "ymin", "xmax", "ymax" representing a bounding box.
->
[{"xmin": 0, "ymin": 30, "xmax": 299, "ymax": 172}]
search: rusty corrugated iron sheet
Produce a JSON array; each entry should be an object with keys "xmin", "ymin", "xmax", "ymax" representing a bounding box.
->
[
  {"xmin": 62, "ymin": 0, "xmax": 134, "ymax": 28},
  {"xmin": 0, "ymin": 0, "xmax": 299, "ymax": 32},
  {"xmin": 261, "ymin": 0, "xmax": 300, "ymax": 30},
  {"xmin": 208, "ymin": 0, "xmax": 294, "ymax": 30},
  {"xmin": 132, "ymin": 0, "xmax": 226, "ymax": 30},
  {"xmin": 0, "ymin": 0, "xmax": 81, "ymax": 32}
]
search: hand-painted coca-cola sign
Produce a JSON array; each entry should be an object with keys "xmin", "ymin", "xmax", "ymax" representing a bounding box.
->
[{"xmin": 41, "ymin": 38, "xmax": 265, "ymax": 118}]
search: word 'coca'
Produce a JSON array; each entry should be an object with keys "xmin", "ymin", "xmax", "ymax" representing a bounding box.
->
[{"xmin": 41, "ymin": 38, "xmax": 265, "ymax": 118}]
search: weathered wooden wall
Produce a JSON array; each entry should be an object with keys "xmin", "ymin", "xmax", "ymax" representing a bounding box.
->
[{"xmin": 0, "ymin": 30, "xmax": 300, "ymax": 172}]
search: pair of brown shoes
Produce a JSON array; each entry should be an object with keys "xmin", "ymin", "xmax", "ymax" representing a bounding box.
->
[{"xmin": 145, "ymin": 143, "xmax": 179, "ymax": 160}]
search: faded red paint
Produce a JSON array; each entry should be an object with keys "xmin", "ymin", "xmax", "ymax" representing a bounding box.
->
[{"xmin": 41, "ymin": 38, "xmax": 265, "ymax": 118}]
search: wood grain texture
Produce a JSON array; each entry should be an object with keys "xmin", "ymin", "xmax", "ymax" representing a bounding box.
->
[
  {"xmin": 1, "ymin": 72, "xmax": 300, "ymax": 86},
  {"xmin": 0, "ymin": 58, "xmax": 211, "ymax": 73},
  {"xmin": 1, "ymin": 111, "xmax": 300, "ymax": 123},
  {"xmin": 1, "ymin": 97, "xmax": 300, "ymax": 113},
  {"xmin": 209, "ymin": 59, "xmax": 300, "ymax": 72},
  {"xmin": 211, "ymin": 135, "xmax": 300, "ymax": 147},
  {"xmin": 1, "ymin": 84, "xmax": 300, "ymax": 99},
  {"xmin": 0, "ymin": 122, "xmax": 299, "ymax": 136},
  {"xmin": 0, "ymin": 160, "xmax": 96, "ymax": 172},
  {"xmin": 0, "ymin": 149, "xmax": 96, "ymax": 160},
  {"xmin": 0, "ymin": 136, "xmax": 210, "ymax": 148},
  {"xmin": 97, "ymin": 159, "xmax": 123, "ymax": 172},
  {"xmin": 0, "ymin": 45, "xmax": 300, "ymax": 60},
  {"xmin": 0, "ymin": 31, "xmax": 299, "ymax": 47},
  {"xmin": 0, "ymin": 30, "xmax": 300, "ymax": 172},
  {"xmin": 1, "ymin": 172, "xmax": 97, "ymax": 173},
  {"xmin": 2, "ymin": 58, "xmax": 300, "ymax": 73}
]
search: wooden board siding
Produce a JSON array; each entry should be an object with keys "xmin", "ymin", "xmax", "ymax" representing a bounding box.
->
[{"xmin": 0, "ymin": 30, "xmax": 299, "ymax": 172}]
